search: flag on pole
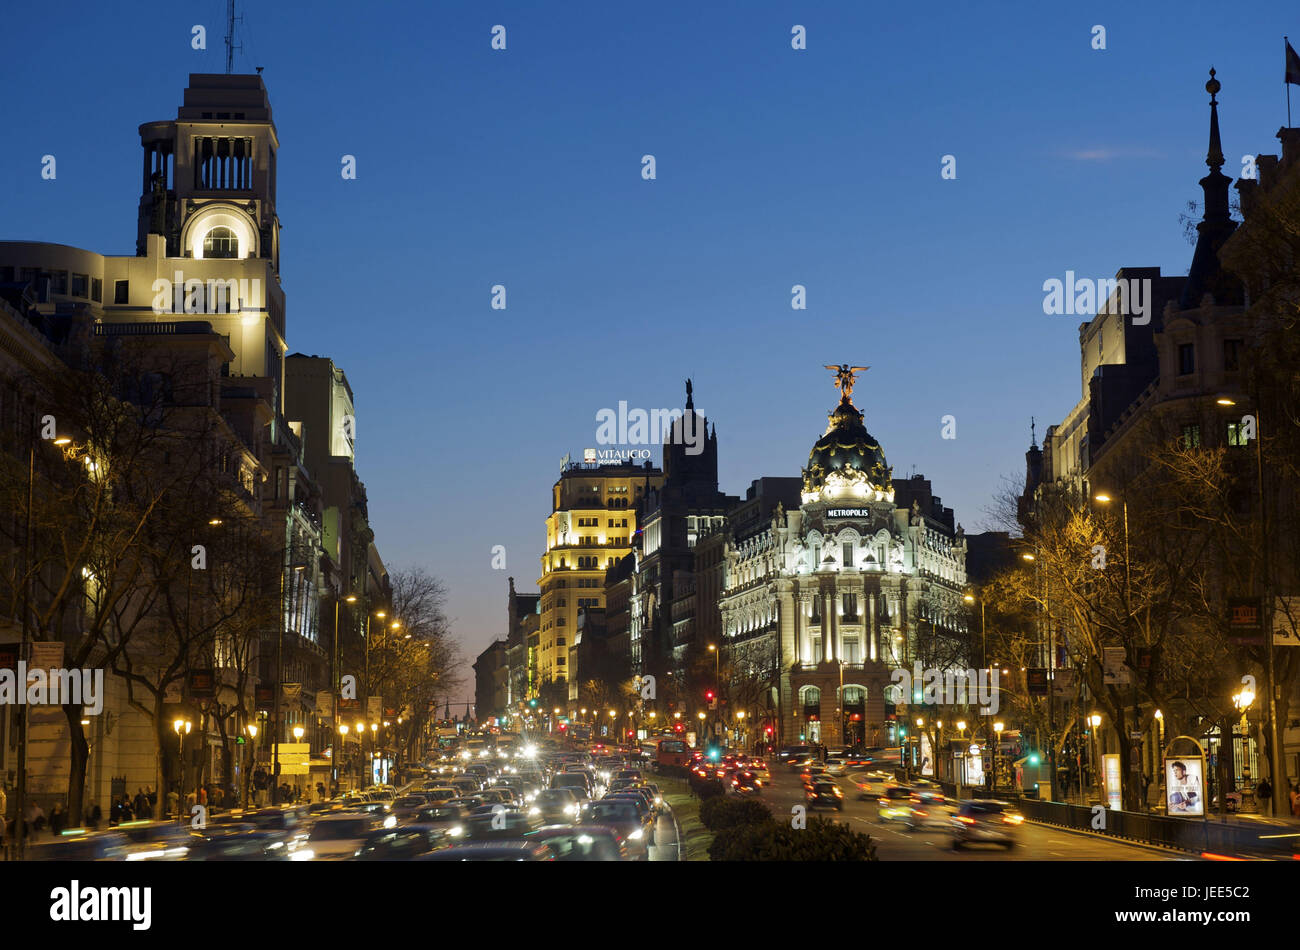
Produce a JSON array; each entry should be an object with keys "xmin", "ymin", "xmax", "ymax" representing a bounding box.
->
[{"xmin": 1287, "ymin": 38, "xmax": 1300, "ymax": 85}]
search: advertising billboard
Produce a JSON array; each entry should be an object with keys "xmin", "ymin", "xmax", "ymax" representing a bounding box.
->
[{"xmin": 1165, "ymin": 756, "xmax": 1204, "ymax": 816}]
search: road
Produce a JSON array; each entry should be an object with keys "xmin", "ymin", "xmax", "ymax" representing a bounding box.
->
[
  {"xmin": 647, "ymin": 803, "xmax": 681, "ymax": 861},
  {"xmin": 758, "ymin": 766, "xmax": 1186, "ymax": 861}
]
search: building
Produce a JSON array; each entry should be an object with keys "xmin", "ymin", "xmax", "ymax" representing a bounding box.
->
[
  {"xmin": 0, "ymin": 73, "xmax": 391, "ymax": 813},
  {"xmin": 537, "ymin": 459, "xmax": 663, "ymax": 704},
  {"xmin": 718, "ymin": 367, "xmax": 968, "ymax": 748},
  {"xmin": 503, "ymin": 577, "xmax": 539, "ymax": 724},
  {"xmin": 473, "ymin": 640, "xmax": 509, "ymax": 725}
]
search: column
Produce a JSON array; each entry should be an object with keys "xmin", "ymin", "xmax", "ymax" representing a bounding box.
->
[{"xmin": 822, "ymin": 592, "xmax": 832, "ymax": 664}]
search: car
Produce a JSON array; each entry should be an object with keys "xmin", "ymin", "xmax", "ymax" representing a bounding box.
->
[
  {"xmin": 613, "ymin": 769, "xmax": 643, "ymax": 783},
  {"xmin": 641, "ymin": 783, "xmax": 666, "ymax": 813},
  {"xmin": 305, "ymin": 814, "xmax": 386, "ymax": 859},
  {"xmin": 904, "ymin": 790, "xmax": 952, "ymax": 832},
  {"xmin": 877, "ymin": 785, "xmax": 917, "ymax": 823},
  {"xmin": 787, "ymin": 752, "xmax": 817, "ymax": 770},
  {"xmin": 416, "ymin": 841, "xmax": 555, "ymax": 861},
  {"xmin": 550, "ymin": 771, "xmax": 595, "ymax": 798},
  {"xmin": 476, "ymin": 788, "xmax": 516, "ymax": 806},
  {"xmin": 390, "ymin": 794, "xmax": 436, "ymax": 820},
  {"xmin": 854, "ymin": 772, "xmax": 896, "ymax": 800},
  {"xmin": 950, "ymin": 800, "xmax": 1024, "ymax": 850},
  {"xmin": 823, "ymin": 757, "xmax": 850, "ymax": 775},
  {"xmin": 352, "ymin": 826, "xmax": 445, "ymax": 860},
  {"xmin": 450, "ymin": 777, "xmax": 483, "ymax": 795},
  {"xmin": 798, "ymin": 764, "xmax": 830, "ymax": 784},
  {"xmin": 25, "ymin": 830, "xmax": 130, "ymax": 861},
  {"xmin": 579, "ymin": 800, "xmax": 652, "ymax": 859},
  {"xmin": 606, "ymin": 788, "xmax": 656, "ymax": 821},
  {"xmin": 805, "ymin": 778, "xmax": 844, "ymax": 811},
  {"xmin": 418, "ymin": 787, "xmax": 459, "ymax": 804},
  {"xmin": 608, "ymin": 777, "xmax": 644, "ymax": 795},
  {"xmin": 747, "ymin": 759, "xmax": 770, "ymax": 779},
  {"xmin": 464, "ymin": 804, "xmax": 539, "ymax": 839},
  {"xmin": 531, "ymin": 788, "xmax": 582, "ymax": 823},
  {"xmin": 525, "ymin": 825, "xmax": 630, "ymax": 861},
  {"xmin": 600, "ymin": 793, "xmax": 656, "ymax": 842},
  {"xmin": 778, "ymin": 745, "xmax": 813, "ymax": 762},
  {"xmin": 185, "ymin": 829, "xmax": 296, "ymax": 861},
  {"xmin": 731, "ymin": 770, "xmax": 763, "ymax": 795},
  {"xmin": 404, "ymin": 803, "xmax": 470, "ymax": 839},
  {"xmin": 115, "ymin": 820, "xmax": 199, "ymax": 861}
]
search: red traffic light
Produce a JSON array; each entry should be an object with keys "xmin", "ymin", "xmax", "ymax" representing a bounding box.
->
[{"xmin": 705, "ymin": 690, "xmax": 715, "ymax": 700}]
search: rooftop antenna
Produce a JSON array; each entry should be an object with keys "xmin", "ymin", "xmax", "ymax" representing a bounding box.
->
[{"xmin": 224, "ymin": 0, "xmax": 243, "ymax": 74}]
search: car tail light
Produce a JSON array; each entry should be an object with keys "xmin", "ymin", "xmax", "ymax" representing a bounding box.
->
[
  {"xmin": 955, "ymin": 815, "xmax": 975, "ymax": 825},
  {"xmin": 1003, "ymin": 814, "xmax": 1024, "ymax": 825},
  {"xmin": 913, "ymin": 809, "xmax": 927, "ymax": 817}
]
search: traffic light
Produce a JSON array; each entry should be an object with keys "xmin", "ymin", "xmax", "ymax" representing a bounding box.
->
[
  {"xmin": 528, "ymin": 698, "xmax": 538, "ymax": 709},
  {"xmin": 1028, "ymin": 752, "xmax": 1040, "ymax": 766},
  {"xmin": 705, "ymin": 689, "xmax": 716, "ymax": 710}
]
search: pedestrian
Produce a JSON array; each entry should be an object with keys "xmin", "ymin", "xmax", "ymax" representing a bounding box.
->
[
  {"xmin": 1290, "ymin": 783, "xmax": 1300, "ymax": 817},
  {"xmin": 133, "ymin": 788, "xmax": 147, "ymax": 816},
  {"xmin": 1258, "ymin": 777, "xmax": 1272, "ymax": 806},
  {"xmin": 147, "ymin": 787, "xmax": 157, "ymax": 809},
  {"xmin": 166, "ymin": 788, "xmax": 179, "ymax": 818},
  {"xmin": 120, "ymin": 798, "xmax": 134, "ymax": 823},
  {"xmin": 198, "ymin": 785, "xmax": 208, "ymax": 808},
  {"xmin": 87, "ymin": 803, "xmax": 102, "ymax": 829},
  {"xmin": 49, "ymin": 803, "xmax": 66, "ymax": 836}
]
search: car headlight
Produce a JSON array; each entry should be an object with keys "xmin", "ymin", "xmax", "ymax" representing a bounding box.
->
[
  {"xmin": 290, "ymin": 849, "xmax": 316, "ymax": 861},
  {"xmin": 529, "ymin": 807, "xmax": 540, "ymax": 816},
  {"xmin": 565, "ymin": 804, "xmax": 578, "ymax": 815},
  {"xmin": 628, "ymin": 829, "xmax": 643, "ymax": 840}
]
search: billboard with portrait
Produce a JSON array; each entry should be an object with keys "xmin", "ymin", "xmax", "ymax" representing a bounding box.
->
[{"xmin": 1165, "ymin": 756, "xmax": 1204, "ymax": 816}]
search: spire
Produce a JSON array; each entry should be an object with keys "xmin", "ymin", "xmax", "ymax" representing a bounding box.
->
[
  {"xmin": 685, "ymin": 378, "xmax": 694, "ymax": 411},
  {"xmin": 1180, "ymin": 68, "xmax": 1243, "ymax": 310},
  {"xmin": 1030, "ymin": 416, "xmax": 1037, "ymax": 450},
  {"xmin": 1205, "ymin": 69, "xmax": 1225, "ymax": 171}
]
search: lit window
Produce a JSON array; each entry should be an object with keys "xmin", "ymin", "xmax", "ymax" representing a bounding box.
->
[{"xmin": 203, "ymin": 226, "xmax": 239, "ymax": 259}]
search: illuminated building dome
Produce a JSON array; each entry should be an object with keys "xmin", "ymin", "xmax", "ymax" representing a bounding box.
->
[{"xmin": 801, "ymin": 369, "xmax": 893, "ymax": 503}]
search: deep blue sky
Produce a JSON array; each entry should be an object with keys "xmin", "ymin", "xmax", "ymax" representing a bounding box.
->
[{"xmin": 3, "ymin": 1, "xmax": 1296, "ymax": 685}]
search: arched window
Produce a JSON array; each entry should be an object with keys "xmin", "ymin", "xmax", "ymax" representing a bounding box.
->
[{"xmin": 203, "ymin": 226, "xmax": 239, "ymax": 259}]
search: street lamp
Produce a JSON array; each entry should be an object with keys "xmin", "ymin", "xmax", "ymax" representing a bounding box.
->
[
  {"xmin": 1216, "ymin": 396, "xmax": 1283, "ymax": 816},
  {"xmin": 1088, "ymin": 713, "xmax": 1103, "ymax": 803},
  {"xmin": 993, "ymin": 720, "xmax": 1004, "ymax": 790},
  {"xmin": 173, "ymin": 718, "xmax": 192, "ymax": 821}
]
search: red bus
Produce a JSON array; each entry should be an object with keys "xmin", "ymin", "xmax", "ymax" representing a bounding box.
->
[{"xmin": 656, "ymin": 738, "xmax": 692, "ymax": 771}]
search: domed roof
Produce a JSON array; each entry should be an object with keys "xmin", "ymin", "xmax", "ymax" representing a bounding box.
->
[{"xmin": 802, "ymin": 398, "xmax": 892, "ymax": 499}]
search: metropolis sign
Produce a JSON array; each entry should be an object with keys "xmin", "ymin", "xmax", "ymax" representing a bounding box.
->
[{"xmin": 826, "ymin": 508, "xmax": 872, "ymax": 518}]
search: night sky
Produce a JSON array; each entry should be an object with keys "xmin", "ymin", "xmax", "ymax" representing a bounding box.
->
[{"xmin": 3, "ymin": 0, "xmax": 1296, "ymax": 688}]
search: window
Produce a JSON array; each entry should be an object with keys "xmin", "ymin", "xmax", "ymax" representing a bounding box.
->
[
  {"xmin": 1223, "ymin": 338, "xmax": 1242, "ymax": 372},
  {"xmin": 843, "ymin": 638, "xmax": 861, "ymax": 665},
  {"xmin": 203, "ymin": 226, "xmax": 239, "ymax": 259},
  {"xmin": 91, "ymin": 278, "xmax": 102, "ymax": 302},
  {"xmin": 556, "ymin": 638, "xmax": 566, "ymax": 647},
  {"xmin": 114, "ymin": 280, "xmax": 129, "ymax": 304},
  {"xmin": 556, "ymin": 656, "xmax": 565, "ymax": 666},
  {"xmin": 71, "ymin": 273, "xmax": 88, "ymax": 297},
  {"xmin": 49, "ymin": 271, "xmax": 67, "ymax": 295},
  {"xmin": 1227, "ymin": 421, "xmax": 1249, "ymax": 447},
  {"xmin": 842, "ymin": 542, "xmax": 854, "ymax": 569},
  {"xmin": 1177, "ymin": 343, "xmax": 1195, "ymax": 376},
  {"xmin": 1181, "ymin": 424, "xmax": 1201, "ymax": 449}
]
